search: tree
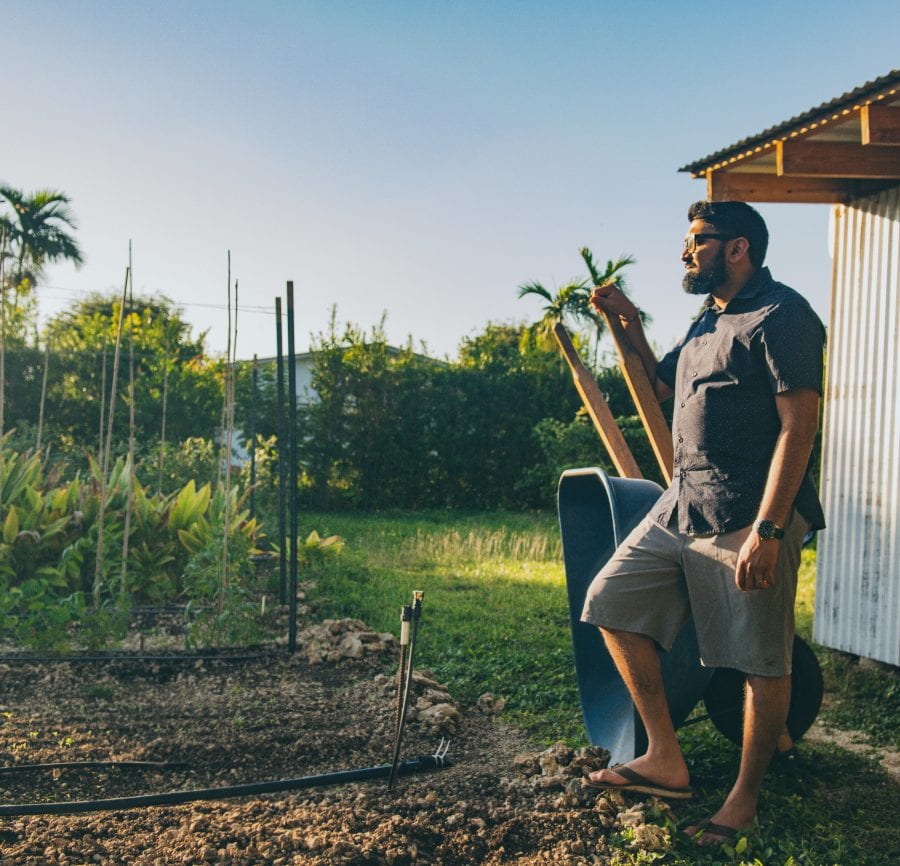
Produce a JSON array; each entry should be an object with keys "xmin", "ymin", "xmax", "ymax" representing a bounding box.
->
[
  {"xmin": 518, "ymin": 249, "xmax": 638, "ymax": 366},
  {"xmin": 0, "ymin": 186, "xmax": 84, "ymax": 300},
  {"xmin": 16, "ymin": 294, "xmax": 226, "ymax": 474}
]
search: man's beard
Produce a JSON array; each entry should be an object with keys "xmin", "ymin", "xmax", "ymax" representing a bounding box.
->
[{"xmin": 682, "ymin": 246, "xmax": 728, "ymax": 295}]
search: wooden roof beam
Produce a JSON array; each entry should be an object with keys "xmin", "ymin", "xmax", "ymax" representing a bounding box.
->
[
  {"xmin": 707, "ymin": 170, "xmax": 893, "ymax": 204},
  {"xmin": 862, "ymin": 103, "xmax": 900, "ymax": 146},
  {"xmin": 777, "ymin": 140, "xmax": 900, "ymax": 179}
]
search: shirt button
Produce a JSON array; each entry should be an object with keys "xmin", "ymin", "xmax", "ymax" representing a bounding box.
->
[
  {"xmin": 680, "ymin": 402, "xmax": 685, "ymax": 408},
  {"xmin": 691, "ymin": 371, "xmax": 697, "ymax": 377},
  {"xmin": 678, "ymin": 436, "xmax": 684, "ymax": 443}
]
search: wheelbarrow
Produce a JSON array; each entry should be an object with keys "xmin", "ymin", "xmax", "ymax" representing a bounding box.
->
[{"xmin": 557, "ymin": 466, "xmax": 823, "ymax": 766}]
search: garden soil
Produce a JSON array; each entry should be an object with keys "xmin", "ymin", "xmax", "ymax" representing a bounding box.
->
[{"xmin": 0, "ymin": 618, "xmax": 678, "ymax": 865}]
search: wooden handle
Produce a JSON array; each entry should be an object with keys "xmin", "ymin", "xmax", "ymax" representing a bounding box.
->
[
  {"xmin": 600, "ymin": 312, "xmax": 674, "ymax": 485},
  {"xmin": 552, "ymin": 322, "xmax": 643, "ymax": 479}
]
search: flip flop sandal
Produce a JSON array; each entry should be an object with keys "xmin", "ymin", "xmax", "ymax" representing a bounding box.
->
[
  {"xmin": 690, "ymin": 819, "xmax": 739, "ymax": 841},
  {"xmin": 581, "ymin": 764, "xmax": 693, "ymax": 799}
]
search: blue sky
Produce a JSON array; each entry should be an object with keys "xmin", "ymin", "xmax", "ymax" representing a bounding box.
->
[{"xmin": 6, "ymin": 1, "xmax": 899, "ymax": 360}]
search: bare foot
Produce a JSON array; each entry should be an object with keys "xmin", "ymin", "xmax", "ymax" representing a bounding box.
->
[{"xmin": 586, "ymin": 752, "xmax": 689, "ymax": 790}]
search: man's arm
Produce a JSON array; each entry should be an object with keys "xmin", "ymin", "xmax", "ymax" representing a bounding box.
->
[
  {"xmin": 735, "ymin": 387, "xmax": 820, "ymax": 592},
  {"xmin": 589, "ymin": 283, "xmax": 673, "ymax": 401}
]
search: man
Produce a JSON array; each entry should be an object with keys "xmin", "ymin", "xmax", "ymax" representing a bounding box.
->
[{"xmin": 581, "ymin": 200, "xmax": 825, "ymax": 845}]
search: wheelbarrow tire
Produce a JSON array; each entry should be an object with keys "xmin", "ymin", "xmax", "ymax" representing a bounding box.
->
[{"xmin": 702, "ymin": 635, "xmax": 823, "ymax": 746}]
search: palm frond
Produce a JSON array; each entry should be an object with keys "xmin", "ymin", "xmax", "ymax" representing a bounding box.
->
[{"xmin": 516, "ymin": 280, "xmax": 554, "ymax": 302}]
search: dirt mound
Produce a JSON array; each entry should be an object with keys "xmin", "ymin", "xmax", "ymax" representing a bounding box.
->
[{"xmin": 0, "ymin": 623, "xmax": 674, "ymax": 864}]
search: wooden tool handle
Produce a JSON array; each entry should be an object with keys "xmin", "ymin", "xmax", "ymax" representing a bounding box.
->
[
  {"xmin": 552, "ymin": 322, "xmax": 643, "ymax": 479},
  {"xmin": 600, "ymin": 312, "xmax": 674, "ymax": 485}
]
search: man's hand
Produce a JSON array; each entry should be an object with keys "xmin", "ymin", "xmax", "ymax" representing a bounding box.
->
[
  {"xmin": 735, "ymin": 532, "xmax": 779, "ymax": 592},
  {"xmin": 590, "ymin": 282, "xmax": 639, "ymax": 321}
]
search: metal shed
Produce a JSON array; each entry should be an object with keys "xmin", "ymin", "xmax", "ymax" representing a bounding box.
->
[{"xmin": 680, "ymin": 71, "xmax": 900, "ymax": 666}]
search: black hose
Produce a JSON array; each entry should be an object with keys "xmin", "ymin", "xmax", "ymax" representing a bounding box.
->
[
  {"xmin": 0, "ymin": 651, "xmax": 277, "ymax": 664},
  {"xmin": 0, "ymin": 755, "xmax": 451, "ymax": 816},
  {"xmin": 0, "ymin": 761, "xmax": 186, "ymax": 774}
]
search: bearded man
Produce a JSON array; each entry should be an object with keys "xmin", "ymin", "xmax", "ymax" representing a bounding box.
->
[{"xmin": 581, "ymin": 200, "xmax": 825, "ymax": 845}]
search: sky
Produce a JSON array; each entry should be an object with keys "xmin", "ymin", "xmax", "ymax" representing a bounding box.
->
[{"xmin": 5, "ymin": 1, "xmax": 899, "ymax": 362}]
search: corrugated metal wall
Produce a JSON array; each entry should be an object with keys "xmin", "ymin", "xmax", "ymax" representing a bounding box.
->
[{"xmin": 815, "ymin": 186, "xmax": 900, "ymax": 665}]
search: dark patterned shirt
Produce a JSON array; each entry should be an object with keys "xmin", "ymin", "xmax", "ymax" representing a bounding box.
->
[{"xmin": 650, "ymin": 267, "xmax": 826, "ymax": 535}]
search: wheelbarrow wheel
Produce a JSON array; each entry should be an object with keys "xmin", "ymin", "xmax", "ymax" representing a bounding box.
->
[{"xmin": 701, "ymin": 635, "xmax": 823, "ymax": 746}]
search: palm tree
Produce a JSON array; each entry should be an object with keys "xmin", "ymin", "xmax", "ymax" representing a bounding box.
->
[
  {"xmin": 518, "ymin": 248, "xmax": 640, "ymax": 366},
  {"xmin": 517, "ymin": 276, "xmax": 592, "ymax": 342},
  {"xmin": 0, "ymin": 186, "xmax": 84, "ymax": 300}
]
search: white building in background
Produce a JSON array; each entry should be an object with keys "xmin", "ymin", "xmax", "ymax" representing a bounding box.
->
[{"xmin": 681, "ymin": 70, "xmax": 900, "ymax": 666}]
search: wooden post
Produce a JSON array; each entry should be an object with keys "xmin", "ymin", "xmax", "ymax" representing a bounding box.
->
[
  {"xmin": 599, "ymin": 309, "xmax": 673, "ymax": 485},
  {"xmin": 552, "ymin": 322, "xmax": 642, "ymax": 479}
]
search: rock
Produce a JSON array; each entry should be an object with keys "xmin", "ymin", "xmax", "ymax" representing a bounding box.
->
[
  {"xmin": 538, "ymin": 741, "xmax": 574, "ymax": 776},
  {"xmin": 617, "ymin": 807, "xmax": 645, "ymax": 828},
  {"xmin": 629, "ymin": 823, "xmax": 670, "ymax": 851},
  {"xmin": 337, "ymin": 635, "xmax": 365, "ymax": 659},
  {"xmin": 513, "ymin": 754, "xmax": 542, "ymax": 777},
  {"xmin": 569, "ymin": 746, "xmax": 610, "ymax": 778},
  {"xmin": 423, "ymin": 688, "xmax": 454, "ymax": 703},
  {"xmin": 411, "ymin": 671, "xmax": 443, "ymax": 689},
  {"xmin": 477, "ymin": 693, "xmax": 507, "ymax": 715},
  {"xmin": 417, "ymin": 702, "xmax": 461, "ymax": 733}
]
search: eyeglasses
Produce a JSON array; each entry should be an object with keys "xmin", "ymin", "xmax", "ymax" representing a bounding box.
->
[{"xmin": 682, "ymin": 233, "xmax": 737, "ymax": 255}]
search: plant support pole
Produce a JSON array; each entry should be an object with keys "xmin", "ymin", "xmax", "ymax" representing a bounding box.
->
[
  {"xmin": 249, "ymin": 354, "xmax": 258, "ymax": 520},
  {"xmin": 275, "ymin": 298, "xmax": 287, "ymax": 604},
  {"xmin": 286, "ymin": 282, "xmax": 299, "ymax": 652},
  {"xmin": 36, "ymin": 339, "xmax": 51, "ymax": 451},
  {"xmin": 121, "ymin": 241, "xmax": 136, "ymax": 597},
  {"xmin": 95, "ymin": 267, "xmax": 130, "ymax": 607}
]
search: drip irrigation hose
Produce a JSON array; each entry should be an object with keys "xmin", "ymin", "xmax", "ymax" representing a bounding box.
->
[
  {"xmin": 0, "ymin": 761, "xmax": 186, "ymax": 774},
  {"xmin": 388, "ymin": 591, "xmax": 423, "ymax": 789},
  {"xmin": 0, "ymin": 651, "xmax": 278, "ymax": 665},
  {"xmin": 0, "ymin": 754, "xmax": 451, "ymax": 816}
]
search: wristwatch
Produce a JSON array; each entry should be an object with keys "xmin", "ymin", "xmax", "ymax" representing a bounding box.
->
[{"xmin": 753, "ymin": 519, "xmax": 785, "ymax": 540}]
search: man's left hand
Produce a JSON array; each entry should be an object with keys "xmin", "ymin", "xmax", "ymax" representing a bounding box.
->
[{"xmin": 735, "ymin": 533, "xmax": 779, "ymax": 592}]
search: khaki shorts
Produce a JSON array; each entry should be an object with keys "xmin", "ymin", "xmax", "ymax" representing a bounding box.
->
[{"xmin": 580, "ymin": 510, "xmax": 809, "ymax": 677}]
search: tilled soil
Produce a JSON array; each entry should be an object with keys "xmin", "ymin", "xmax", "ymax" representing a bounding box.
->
[{"xmin": 0, "ymin": 632, "xmax": 673, "ymax": 865}]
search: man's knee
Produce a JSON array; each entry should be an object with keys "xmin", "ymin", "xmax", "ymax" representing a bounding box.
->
[{"xmin": 599, "ymin": 625, "xmax": 651, "ymax": 649}]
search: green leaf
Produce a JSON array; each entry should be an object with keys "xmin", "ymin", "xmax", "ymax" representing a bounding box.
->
[{"xmin": 3, "ymin": 508, "xmax": 19, "ymax": 544}]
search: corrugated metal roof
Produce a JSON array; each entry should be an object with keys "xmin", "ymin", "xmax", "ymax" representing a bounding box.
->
[{"xmin": 679, "ymin": 70, "xmax": 900, "ymax": 174}]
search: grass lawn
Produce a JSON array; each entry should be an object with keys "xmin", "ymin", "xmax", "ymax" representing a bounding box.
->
[{"xmin": 301, "ymin": 509, "xmax": 900, "ymax": 866}]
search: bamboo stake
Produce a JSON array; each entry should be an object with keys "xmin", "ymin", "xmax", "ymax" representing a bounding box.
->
[
  {"xmin": 98, "ymin": 341, "xmax": 108, "ymax": 466},
  {"xmin": 552, "ymin": 322, "xmax": 642, "ymax": 479},
  {"xmin": 157, "ymin": 362, "xmax": 169, "ymax": 495},
  {"xmin": 249, "ymin": 354, "xmax": 258, "ymax": 520},
  {"xmin": 36, "ymin": 338, "xmax": 51, "ymax": 451},
  {"xmin": 121, "ymin": 242, "xmax": 136, "ymax": 596},
  {"xmin": 94, "ymin": 267, "xmax": 130, "ymax": 607},
  {"xmin": 593, "ymin": 286, "xmax": 674, "ymax": 485},
  {"xmin": 220, "ymin": 252, "xmax": 235, "ymax": 614},
  {"xmin": 0, "ymin": 225, "xmax": 7, "ymax": 445}
]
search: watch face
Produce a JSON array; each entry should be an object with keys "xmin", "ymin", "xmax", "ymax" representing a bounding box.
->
[{"xmin": 755, "ymin": 520, "xmax": 782, "ymax": 540}]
